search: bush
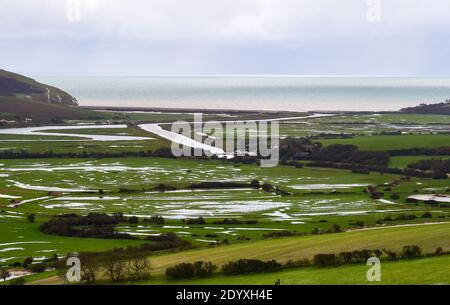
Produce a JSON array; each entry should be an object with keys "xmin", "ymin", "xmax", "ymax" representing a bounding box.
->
[
  {"xmin": 383, "ymin": 249, "xmax": 398, "ymax": 261},
  {"xmin": 23, "ymin": 256, "xmax": 33, "ymax": 267},
  {"xmin": 185, "ymin": 217, "xmax": 206, "ymax": 225},
  {"xmin": 349, "ymin": 221, "xmax": 364, "ymax": 227},
  {"xmin": 0, "ymin": 268, "xmax": 11, "ymax": 281},
  {"xmin": 222, "ymin": 259, "xmax": 282, "ymax": 275},
  {"xmin": 314, "ymin": 254, "xmax": 338, "ymax": 267},
  {"xmin": 332, "ymin": 224, "xmax": 342, "ymax": 233},
  {"xmin": 27, "ymin": 214, "xmax": 36, "ymax": 223},
  {"xmin": 166, "ymin": 261, "xmax": 217, "ymax": 279},
  {"xmin": 143, "ymin": 215, "xmax": 165, "ymax": 225},
  {"xmin": 263, "ymin": 231, "xmax": 295, "ymax": 238},
  {"xmin": 9, "ymin": 277, "xmax": 26, "ymax": 285},
  {"xmin": 128, "ymin": 216, "xmax": 139, "ymax": 224},
  {"xmin": 390, "ymin": 193, "xmax": 400, "ymax": 200},
  {"xmin": 421, "ymin": 212, "xmax": 432, "ymax": 218},
  {"xmin": 166, "ymin": 263, "xmax": 195, "ymax": 279},
  {"xmin": 435, "ymin": 247, "xmax": 444, "ymax": 255},
  {"xmin": 30, "ymin": 264, "xmax": 46, "ymax": 273},
  {"xmin": 395, "ymin": 214, "xmax": 417, "ymax": 221},
  {"xmin": 284, "ymin": 259, "xmax": 311, "ymax": 268},
  {"xmin": 402, "ymin": 245, "xmax": 422, "ymax": 259}
]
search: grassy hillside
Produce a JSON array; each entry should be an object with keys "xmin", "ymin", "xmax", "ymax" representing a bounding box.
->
[
  {"xmin": 139, "ymin": 255, "xmax": 450, "ymax": 285},
  {"xmin": 27, "ymin": 223, "xmax": 450, "ymax": 285},
  {"xmin": 147, "ymin": 223, "xmax": 450, "ymax": 274},
  {"xmin": 0, "ymin": 69, "xmax": 105, "ymax": 123},
  {"xmin": 0, "ymin": 69, "xmax": 77, "ymax": 105}
]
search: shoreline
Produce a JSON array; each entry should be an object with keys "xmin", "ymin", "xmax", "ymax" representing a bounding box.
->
[{"xmin": 81, "ymin": 105, "xmax": 402, "ymax": 115}]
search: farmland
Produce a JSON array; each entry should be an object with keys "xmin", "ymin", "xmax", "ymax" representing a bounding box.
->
[{"xmin": 0, "ymin": 111, "xmax": 449, "ymax": 285}]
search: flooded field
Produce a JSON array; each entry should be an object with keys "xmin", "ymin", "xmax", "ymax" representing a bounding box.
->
[{"xmin": 0, "ymin": 155, "xmax": 448, "ymax": 264}]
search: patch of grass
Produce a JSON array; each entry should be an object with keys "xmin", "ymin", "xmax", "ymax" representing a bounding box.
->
[
  {"xmin": 319, "ymin": 134, "xmax": 450, "ymax": 151},
  {"xmin": 389, "ymin": 155, "xmax": 450, "ymax": 168},
  {"xmin": 139, "ymin": 255, "xmax": 450, "ymax": 285},
  {"xmin": 146, "ymin": 223, "xmax": 450, "ymax": 274}
]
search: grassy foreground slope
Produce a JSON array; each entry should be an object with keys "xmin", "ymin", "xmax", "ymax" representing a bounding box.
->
[
  {"xmin": 147, "ymin": 223, "xmax": 450, "ymax": 274},
  {"xmin": 29, "ymin": 223, "xmax": 450, "ymax": 285},
  {"xmin": 142, "ymin": 255, "xmax": 450, "ymax": 285}
]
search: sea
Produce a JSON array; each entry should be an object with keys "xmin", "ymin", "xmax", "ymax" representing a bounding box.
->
[{"xmin": 32, "ymin": 75, "xmax": 450, "ymax": 112}]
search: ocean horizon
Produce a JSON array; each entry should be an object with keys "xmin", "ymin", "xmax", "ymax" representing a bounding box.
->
[{"xmin": 31, "ymin": 75, "xmax": 450, "ymax": 112}]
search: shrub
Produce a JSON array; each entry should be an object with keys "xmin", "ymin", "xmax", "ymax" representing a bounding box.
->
[
  {"xmin": 30, "ymin": 264, "xmax": 46, "ymax": 273},
  {"xmin": 185, "ymin": 217, "xmax": 206, "ymax": 225},
  {"xmin": 349, "ymin": 221, "xmax": 364, "ymax": 227},
  {"xmin": 127, "ymin": 256, "xmax": 152, "ymax": 281},
  {"xmin": 143, "ymin": 215, "xmax": 165, "ymax": 225},
  {"xmin": 402, "ymin": 245, "xmax": 422, "ymax": 259},
  {"xmin": 128, "ymin": 216, "xmax": 139, "ymax": 224},
  {"xmin": 23, "ymin": 256, "xmax": 33, "ymax": 267},
  {"xmin": 332, "ymin": 224, "xmax": 342, "ymax": 233},
  {"xmin": 166, "ymin": 263, "xmax": 195, "ymax": 279},
  {"xmin": 222, "ymin": 259, "xmax": 282, "ymax": 275},
  {"xmin": 263, "ymin": 231, "xmax": 295, "ymax": 238},
  {"xmin": 383, "ymin": 249, "xmax": 398, "ymax": 261},
  {"xmin": 166, "ymin": 261, "xmax": 217, "ymax": 279},
  {"xmin": 390, "ymin": 193, "xmax": 400, "ymax": 200},
  {"xmin": 27, "ymin": 214, "xmax": 36, "ymax": 223},
  {"xmin": 284, "ymin": 259, "xmax": 311, "ymax": 269},
  {"xmin": 0, "ymin": 268, "xmax": 11, "ymax": 281},
  {"xmin": 314, "ymin": 254, "xmax": 338, "ymax": 267},
  {"xmin": 421, "ymin": 212, "xmax": 432, "ymax": 218},
  {"xmin": 193, "ymin": 261, "xmax": 217, "ymax": 278},
  {"xmin": 9, "ymin": 277, "xmax": 26, "ymax": 285},
  {"xmin": 338, "ymin": 252, "xmax": 353, "ymax": 264},
  {"xmin": 395, "ymin": 214, "xmax": 417, "ymax": 221},
  {"xmin": 146, "ymin": 232, "xmax": 181, "ymax": 243}
]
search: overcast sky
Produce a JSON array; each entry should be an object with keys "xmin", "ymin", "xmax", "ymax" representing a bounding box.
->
[{"xmin": 1, "ymin": 0, "xmax": 450, "ymax": 75}]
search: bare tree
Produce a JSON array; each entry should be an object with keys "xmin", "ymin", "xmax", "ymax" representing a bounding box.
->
[
  {"xmin": 0, "ymin": 268, "xmax": 11, "ymax": 282},
  {"xmin": 103, "ymin": 254, "xmax": 127, "ymax": 282},
  {"xmin": 79, "ymin": 254, "xmax": 100, "ymax": 284},
  {"xmin": 127, "ymin": 256, "xmax": 151, "ymax": 281}
]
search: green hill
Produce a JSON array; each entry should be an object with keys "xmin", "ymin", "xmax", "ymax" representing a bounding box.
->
[
  {"xmin": 0, "ymin": 69, "xmax": 78, "ymax": 105},
  {"xmin": 400, "ymin": 100, "xmax": 450, "ymax": 115},
  {"xmin": 0, "ymin": 69, "xmax": 104, "ymax": 123}
]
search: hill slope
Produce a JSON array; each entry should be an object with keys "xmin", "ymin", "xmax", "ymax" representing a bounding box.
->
[
  {"xmin": 400, "ymin": 100, "xmax": 450, "ymax": 115},
  {"xmin": 0, "ymin": 69, "xmax": 104, "ymax": 123},
  {"xmin": 0, "ymin": 69, "xmax": 78, "ymax": 106}
]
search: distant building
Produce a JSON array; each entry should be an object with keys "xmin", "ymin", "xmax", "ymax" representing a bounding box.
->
[{"xmin": 24, "ymin": 118, "xmax": 33, "ymax": 124}]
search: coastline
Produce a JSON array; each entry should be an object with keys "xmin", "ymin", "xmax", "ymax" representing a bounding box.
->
[{"xmin": 81, "ymin": 105, "xmax": 402, "ymax": 116}]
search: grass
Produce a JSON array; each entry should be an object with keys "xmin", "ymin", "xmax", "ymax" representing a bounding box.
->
[
  {"xmin": 389, "ymin": 155, "xmax": 450, "ymax": 168},
  {"xmin": 0, "ymin": 217, "xmax": 147, "ymax": 266},
  {"xmin": 139, "ymin": 255, "xmax": 450, "ymax": 285},
  {"xmin": 319, "ymin": 134, "xmax": 450, "ymax": 151},
  {"xmin": 145, "ymin": 223, "xmax": 450, "ymax": 274},
  {"xmin": 311, "ymin": 113, "xmax": 450, "ymax": 125},
  {"xmin": 28, "ymin": 224, "xmax": 450, "ymax": 285}
]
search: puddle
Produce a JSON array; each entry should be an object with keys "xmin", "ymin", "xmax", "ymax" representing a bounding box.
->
[
  {"xmin": 0, "ymin": 247, "xmax": 24, "ymax": 253},
  {"xmin": 0, "ymin": 124, "xmax": 154, "ymax": 141},
  {"xmin": 291, "ymin": 184, "xmax": 368, "ymax": 190},
  {"xmin": 10, "ymin": 181, "xmax": 95, "ymax": 193},
  {"xmin": 408, "ymin": 194, "xmax": 450, "ymax": 203}
]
